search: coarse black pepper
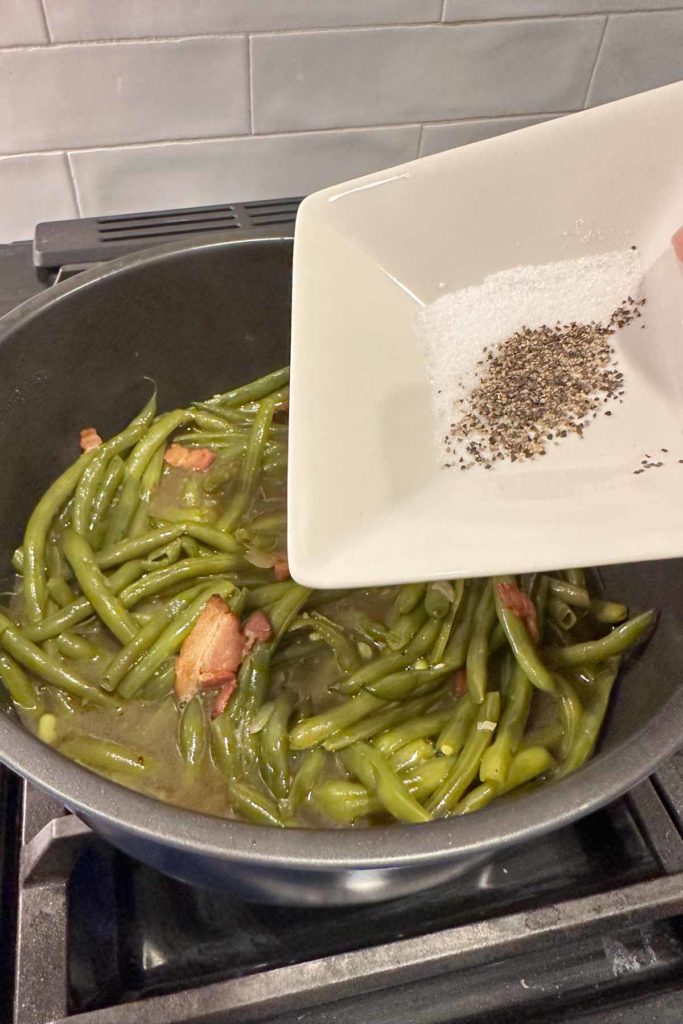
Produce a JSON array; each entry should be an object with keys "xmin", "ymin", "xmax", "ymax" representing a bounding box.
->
[{"xmin": 447, "ymin": 296, "xmax": 643, "ymax": 469}]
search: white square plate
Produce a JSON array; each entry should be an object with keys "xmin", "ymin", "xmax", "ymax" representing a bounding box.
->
[{"xmin": 288, "ymin": 83, "xmax": 683, "ymax": 588}]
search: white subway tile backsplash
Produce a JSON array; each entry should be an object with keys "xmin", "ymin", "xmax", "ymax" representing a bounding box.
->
[
  {"xmin": 69, "ymin": 127, "xmax": 421, "ymax": 217},
  {"xmin": 0, "ymin": 0, "xmax": 47, "ymax": 46},
  {"xmin": 0, "ymin": 37, "xmax": 249, "ymax": 155},
  {"xmin": 420, "ymin": 113, "xmax": 559, "ymax": 154},
  {"xmin": 43, "ymin": 0, "xmax": 443, "ymax": 41},
  {"xmin": 0, "ymin": 153, "xmax": 76, "ymax": 243},
  {"xmin": 251, "ymin": 20, "xmax": 604, "ymax": 134},
  {"xmin": 587, "ymin": 11, "xmax": 683, "ymax": 105},
  {"xmin": 444, "ymin": 0, "xmax": 683, "ymax": 20}
]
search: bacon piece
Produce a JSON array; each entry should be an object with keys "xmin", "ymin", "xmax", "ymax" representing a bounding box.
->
[
  {"xmin": 164, "ymin": 443, "xmax": 215, "ymax": 472},
  {"xmin": 673, "ymin": 227, "xmax": 683, "ymax": 263},
  {"xmin": 452, "ymin": 667, "xmax": 468, "ymax": 698},
  {"xmin": 495, "ymin": 582, "xmax": 539, "ymax": 643},
  {"xmin": 175, "ymin": 595, "xmax": 244, "ymax": 702},
  {"xmin": 242, "ymin": 609, "xmax": 273, "ymax": 656},
  {"xmin": 273, "ymin": 554, "xmax": 290, "ymax": 581},
  {"xmin": 79, "ymin": 427, "xmax": 103, "ymax": 452},
  {"xmin": 210, "ymin": 675, "xmax": 238, "ymax": 719}
]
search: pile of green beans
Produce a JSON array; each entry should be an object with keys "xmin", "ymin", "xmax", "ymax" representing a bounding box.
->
[{"xmin": 0, "ymin": 366, "xmax": 656, "ymax": 828}]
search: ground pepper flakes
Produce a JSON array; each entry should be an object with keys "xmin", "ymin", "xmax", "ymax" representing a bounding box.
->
[{"xmin": 447, "ymin": 297, "xmax": 645, "ymax": 469}]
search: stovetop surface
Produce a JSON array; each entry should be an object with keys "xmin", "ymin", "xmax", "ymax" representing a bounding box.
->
[{"xmin": 0, "ymin": 230, "xmax": 682, "ymax": 1024}]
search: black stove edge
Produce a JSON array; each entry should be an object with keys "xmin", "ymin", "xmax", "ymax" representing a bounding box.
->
[{"xmin": 49, "ymin": 872, "xmax": 683, "ymax": 1024}]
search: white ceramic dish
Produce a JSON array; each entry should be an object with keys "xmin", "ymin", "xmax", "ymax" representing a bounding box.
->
[{"xmin": 288, "ymin": 82, "xmax": 683, "ymax": 589}]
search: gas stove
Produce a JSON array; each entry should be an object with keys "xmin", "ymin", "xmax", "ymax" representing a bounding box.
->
[{"xmin": 1, "ymin": 208, "xmax": 683, "ymax": 1024}]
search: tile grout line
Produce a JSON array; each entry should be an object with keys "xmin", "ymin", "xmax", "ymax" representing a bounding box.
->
[
  {"xmin": 582, "ymin": 14, "xmax": 610, "ymax": 108},
  {"xmin": 247, "ymin": 35, "xmax": 255, "ymax": 134},
  {"xmin": 36, "ymin": 0, "xmax": 53, "ymax": 43},
  {"xmin": 0, "ymin": 111, "xmax": 577, "ymax": 161},
  {"xmin": 63, "ymin": 152, "xmax": 83, "ymax": 216},
  {"xmin": 0, "ymin": 10, "xmax": 671, "ymax": 52}
]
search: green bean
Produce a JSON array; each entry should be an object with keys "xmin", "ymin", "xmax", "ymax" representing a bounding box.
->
[
  {"xmin": 72, "ymin": 391, "xmax": 156, "ymax": 536},
  {"xmin": 341, "ymin": 742, "xmax": 431, "ymax": 823},
  {"xmin": 54, "ymin": 632, "xmax": 105, "ymax": 662},
  {"xmin": 545, "ymin": 577, "xmax": 591, "ymax": 609},
  {"xmin": 313, "ymin": 780, "xmax": 382, "ymax": 822},
  {"xmin": 544, "ymin": 611, "xmax": 655, "ymax": 666},
  {"xmin": 424, "ymin": 582, "xmax": 454, "ymax": 619},
  {"xmin": 139, "ymin": 660, "xmax": 176, "ymax": 701},
  {"xmin": 385, "ymin": 605, "xmax": 428, "ymax": 651},
  {"xmin": 46, "ymin": 533, "xmax": 66, "ymax": 580},
  {"xmin": 62, "ymin": 528, "xmax": 138, "ymax": 644},
  {"xmin": 231, "ymin": 643, "xmax": 272, "ymax": 782},
  {"xmin": 429, "ymin": 579, "xmax": 465, "ymax": 665},
  {"xmin": 60, "ymin": 736, "xmax": 154, "ymax": 777},
  {"xmin": 388, "ymin": 583, "xmax": 426, "ymax": 625},
  {"xmin": 178, "ymin": 697, "xmax": 207, "ymax": 773},
  {"xmin": 117, "ymin": 581, "xmax": 234, "ymax": 698},
  {"xmin": 548, "ymin": 597, "xmax": 577, "ymax": 631},
  {"xmin": 444, "ymin": 579, "xmax": 483, "ymax": 666},
  {"xmin": 553, "ymin": 674, "xmax": 583, "ymax": 760},
  {"xmin": 96, "ymin": 525, "xmax": 184, "ymax": 569},
  {"xmin": 179, "ymin": 523, "xmax": 242, "ymax": 554},
  {"xmin": 210, "ymin": 713, "xmax": 239, "ymax": 777},
  {"xmin": 22, "ymin": 560, "xmax": 146, "ymax": 642},
  {"xmin": 176, "ymin": 430, "xmax": 245, "ymax": 446},
  {"xmin": 290, "ymin": 614, "xmax": 361, "ymax": 672},
  {"xmin": 346, "ymin": 610, "xmax": 388, "ymax": 647},
  {"xmin": 480, "ymin": 662, "xmax": 531, "ymax": 784},
  {"xmin": 88, "ymin": 455, "xmax": 125, "ymax": 543},
  {"xmin": 563, "ymin": 568, "xmax": 586, "ymax": 588},
  {"xmin": 456, "ymin": 746, "xmax": 556, "ymax": 815},
  {"xmin": 217, "ymin": 397, "xmax": 276, "ymax": 531},
  {"xmin": 521, "ymin": 721, "xmax": 564, "ymax": 751},
  {"xmin": 119, "ymin": 553, "xmax": 245, "ymax": 609},
  {"xmin": 390, "ymin": 738, "xmax": 434, "ymax": 772},
  {"xmin": 244, "ymin": 581, "xmax": 296, "ymax": 610},
  {"xmin": 191, "ymin": 405, "xmax": 253, "ymax": 430},
  {"xmin": 336, "ymin": 617, "xmax": 442, "ymax": 696},
  {"xmin": 105, "ymin": 409, "xmax": 190, "ymax": 545},
  {"xmin": 466, "ymin": 582, "xmax": 497, "ymax": 704},
  {"xmin": 208, "ymin": 367, "xmax": 289, "ymax": 409},
  {"xmin": 228, "ymin": 779, "xmax": 282, "ymax": 826},
  {"xmin": 493, "ymin": 575, "xmax": 555, "ymax": 693},
  {"xmin": 260, "ymin": 692, "xmax": 292, "ymax": 799},
  {"xmin": 22, "ymin": 448, "xmax": 98, "ymax": 622},
  {"xmin": 315, "ymin": 755, "xmax": 456, "ymax": 824},
  {"xmin": 131, "ymin": 442, "xmax": 168, "ymax": 531},
  {"xmin": 0, "ymin": 612, "xmax": 117, "ymax": 708},
  {"xmin": 591, "ymin": 599, "xmax": 628, "ymax": 624},
  {"xmin": 435, "ymin": 694, "xmax": 477, "ymax": 756},
  {"xmin": 103, "ymin": 607, "xmax": 170, "ymax": 690},
  {"xmin": 248, "ymin": 699, "xmax": 276, "ymax": 736},
  {"xmin": 427, "ymin": 692, "xmax": 500, "ymax": 816},
  {"xmin": 373, "ymin": 709, "xmax": 453, "ymax": 755},
  {"xmin": 46, "ymin": 575, "xmax": 76, "ymax": 608},
  {"xmin": 0, "ymin": 652, "xmax": 41, "ymax": 710},
  {"xmin": 290, "ymin": 692, "xmax": 385, "ymax": 751},
  {"xmin": 248, "ymin": 511, "xmax": 286, "ymax": 534},
  {"xmin": 323, "ymin": 693, "xmax": 442, "ymax": 751},
  {"xmin": 556, "ymin": 659, "xmax": 619, "ymax": 776},
  {"xmin": 366, "ymin": 661, "xmax": 455, "ymax": 700},
  {"xmin": 281, "ymin": 749, "xmax": 325, "ymax": 818},
  {"xmin": 269, "ymin": 585, "xmax": 313, "ymax": 645}
]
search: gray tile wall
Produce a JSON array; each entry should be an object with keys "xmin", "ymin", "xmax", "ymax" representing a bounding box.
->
[{"xmin": 1, "ymin": 0, "xmax": 682, "ymax": 241}]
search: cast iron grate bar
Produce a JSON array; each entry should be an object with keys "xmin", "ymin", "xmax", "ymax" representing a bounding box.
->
[{"xmin": 33, "ymin": 198, "xmax": 302, "ymax": 268}]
